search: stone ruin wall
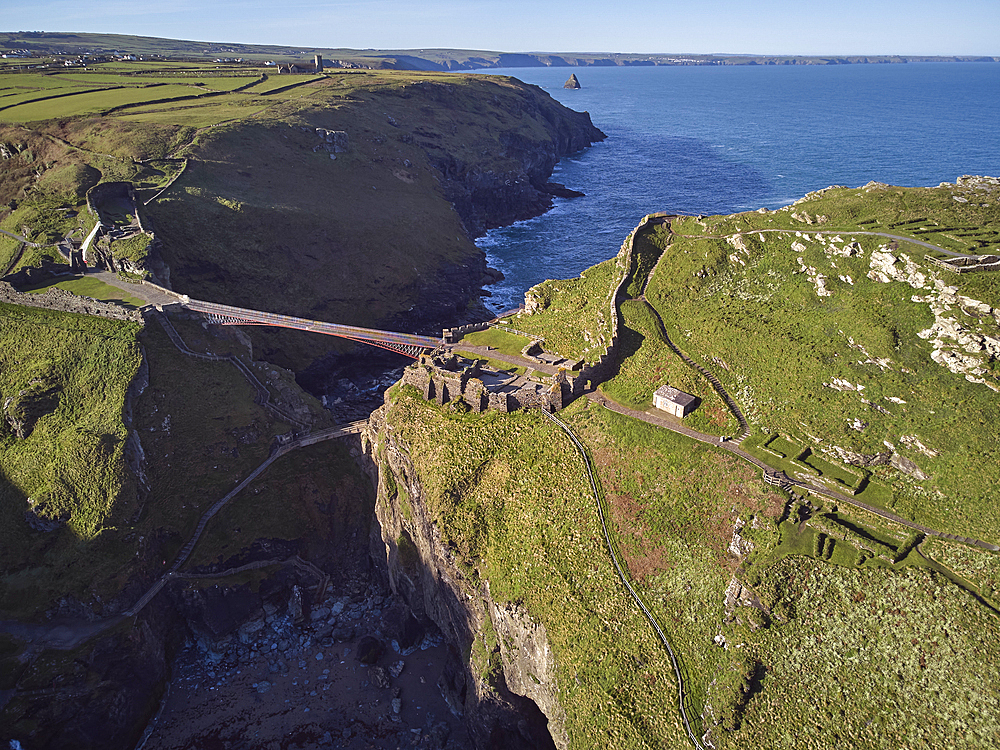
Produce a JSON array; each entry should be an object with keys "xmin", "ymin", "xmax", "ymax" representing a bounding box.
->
[
  {"xmin": 0, "ymin": 280, "xmax": 144, "ymax": 323},
  {"xmin": 426, "ymin": 213, "xmax": 669, "ymax": 415},
  {"xmin": 442, "ymin": 321, "xmax": 490, "ymax": 344},
  {"xmin": 926, "ymin": 254, "xmax": 1000, "ymax": 274},
  {"xmin": 562, "ymin": 213, "xmax": 668, "ymax": 398},
  {"xmin": 401, "ymin": 357, "xmax": 564, "ymax": 414}
]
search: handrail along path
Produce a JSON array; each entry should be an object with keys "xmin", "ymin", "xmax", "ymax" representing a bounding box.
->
[{"xmin": 542, "ymin": 409, "xmax": 706, "ymax": 750}]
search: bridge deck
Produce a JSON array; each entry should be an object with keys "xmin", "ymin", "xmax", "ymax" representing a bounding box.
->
[{"xmin": 183, "ymin": 299, "xmax": 441, "ymax": 350}]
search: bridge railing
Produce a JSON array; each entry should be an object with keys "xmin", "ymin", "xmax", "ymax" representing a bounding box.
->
[{"xmin": 183, "ymin": 298, "xmax": 440, "ymax": 350}]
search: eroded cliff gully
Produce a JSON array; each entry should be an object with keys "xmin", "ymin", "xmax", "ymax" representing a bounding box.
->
[{"xmin": 361, "ymin": 405, "xmax": 567, "ymax": 750}]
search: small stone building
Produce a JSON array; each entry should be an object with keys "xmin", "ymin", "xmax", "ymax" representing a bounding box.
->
[{"xmin": 653, "ymin": 385, "xmax": 697, "ymax": 418}]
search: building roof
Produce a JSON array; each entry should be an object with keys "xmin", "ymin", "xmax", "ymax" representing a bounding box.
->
[{"xmin": 654, "ymin": 384, "xmax": 697, "ymax": 407}]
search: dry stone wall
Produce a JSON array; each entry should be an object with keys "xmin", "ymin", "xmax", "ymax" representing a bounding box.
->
[
  {"xmin": 926, "ymin": 254, "xmax": 1000, "ymax": 274},
  {"xmin": 0, "ymin": 280, "xmax": 144, "ymax": 322},
  {"xmin": 564, "ymin": 213, "xmax": 667, "ymax": 397}
]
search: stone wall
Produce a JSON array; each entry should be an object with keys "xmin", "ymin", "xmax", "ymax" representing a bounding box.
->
[
  {"xmin": 401, "ymin": 354, "xmax": 565, "ymax": 414},
  {"xmin": 926, "ymin": 253, "xmax": 1000, "ymax": 274},
  {"xmin": 86, "ymin": 181, "xmax": 135, "ymax": 218},
  {"xmin": 0, "ymin": 280, "xmax": 144, "ymax": 322},
  {"xmin": 559, "ymin": 213, "xmax": 668, "ymax": 400},
  {"xmin": 442, "ymin": 321, "xmax": 490, "ymax": 343}
]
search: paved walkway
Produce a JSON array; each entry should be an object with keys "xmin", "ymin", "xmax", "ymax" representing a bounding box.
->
[
  {"xmin": 0, "ymin": 228, "xmax": 41, "ymax": 247},
  {"xmin": 81, "ymin": 268, "xmax": 182, "ymax": 308}
]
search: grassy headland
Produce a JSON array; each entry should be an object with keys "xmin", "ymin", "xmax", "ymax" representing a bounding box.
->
[
  {"xmin": 375, "ymin": 178, "xmax": 1000, "ymax": 747},
  {"xmin": 2, "ymin": 62, "xmax": 602, "ymax": 372}
]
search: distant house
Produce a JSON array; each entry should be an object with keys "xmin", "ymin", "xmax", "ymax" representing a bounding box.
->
[{"xmin": 653, "ymin": 385, "xmax": 697, "ymax": 418}]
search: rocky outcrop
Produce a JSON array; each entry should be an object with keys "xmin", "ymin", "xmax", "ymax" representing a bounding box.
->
[
  {"xmin": 312, "ymin": 127, "xmax": 349, "ymax": 157},
  {"xmin": 563, "ymin": 74, "xmax": 581, "ymax": 89},
  {"xmin": 821, "ymin": 444, "xmax": 930, "ymax": 481},
  {"xmin": 490, "ymin": 600, "xmax": 568, "ymax": 749},
  {"xmin": 863, "ymin": 249, "xmax": 1000, "ymax": 390},
  {"xmin": 363, "ymin": 407, "xmax": 560, "ymax": 749},
  {"xmin": 2, "ymin": 379, "xmax": 59, "ymax": 440}
]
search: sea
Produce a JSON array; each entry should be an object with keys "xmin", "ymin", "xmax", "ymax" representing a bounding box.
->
[{"xmin": 470, "ymin": 62, "xmax": 1000, "ymax": 312}]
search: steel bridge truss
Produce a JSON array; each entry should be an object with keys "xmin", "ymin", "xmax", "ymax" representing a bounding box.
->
[{"xmin": 189, "ymin": 300, "xmax": 440, "ymax": 359}]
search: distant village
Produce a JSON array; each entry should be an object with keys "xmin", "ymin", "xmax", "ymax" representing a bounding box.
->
[{"xmin": 1, "ymin": 47, "xmax": 373, "ymax": 71}]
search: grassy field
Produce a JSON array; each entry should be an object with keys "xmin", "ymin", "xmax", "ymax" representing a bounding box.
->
[
  {"xmin": 0, "ymin": 303, "xmax": 142, "ymax": 616},
  {"xmin": 382, "ymin": 388, "xmax": 691, "ymax": 748},
  {"xmin": 601, "ymin": 299, "xmax": 738, "ymax": 436},
  {"xmin": 0, "ymin": 300, "xmax": 351, "ymax": 622},
  {"xmin": 459, "ymin": 327, "xmax": 533, "ymax": 356},
  {"xmin": 24, "ymin": 276, "xmax": 147, "ymax": 307},
  {"xmin": 510, "ymin": 256, "xmax": 623, "ymax": 362},
  {"xmin": 518, "ymin": 184, "xmax": 1000, "ymax": 544},
  {"xmin": 643, "ymin": 186, "xmax": 1000, "ymax": 542},
  {"xmin": 0, "ymin": 85, "xmax": 207, "ymax": 122}
]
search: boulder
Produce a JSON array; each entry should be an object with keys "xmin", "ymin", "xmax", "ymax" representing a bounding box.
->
[{"xmin": 356, "ymin": 634, "xmax": 385, "ymax": 664}]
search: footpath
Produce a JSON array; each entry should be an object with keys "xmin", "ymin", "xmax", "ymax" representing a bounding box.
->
[{"xmin": 0, "ymin": 422, "xmax": 364, "ymax": 652}]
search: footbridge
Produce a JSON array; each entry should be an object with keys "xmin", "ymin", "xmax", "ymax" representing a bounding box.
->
[{"xmin": 180, "ymin": 298, "xmax": 442, "ymax": 358}]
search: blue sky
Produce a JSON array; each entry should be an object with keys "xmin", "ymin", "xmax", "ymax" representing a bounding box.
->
[{"xmin": 3, "ymin": 0, "xmax": 998, "ymax": 56}]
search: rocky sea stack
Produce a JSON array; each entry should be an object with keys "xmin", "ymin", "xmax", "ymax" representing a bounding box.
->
[{"xmin": 563, "ymin": 73, "xmax": 581, "ymax": 89}]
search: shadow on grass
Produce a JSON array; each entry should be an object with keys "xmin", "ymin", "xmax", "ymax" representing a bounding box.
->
[
  {"xmin": 0, "ymin": 463, "xmax": 31, "ymax": 617},
  {"xmin": 605, "ymin": 318, "xmax": 645, "ymax": 383}
]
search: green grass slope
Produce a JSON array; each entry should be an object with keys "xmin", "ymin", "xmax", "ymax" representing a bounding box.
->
[
  {"xmin": 644, "ymin": 182, "xmax": 1000, "ymax": 543},
  {"xmin": 393, "ymin": 181, "xmax": 1000, "ymax": 747},
  {"xmin": 2, "ymin": 65, "xmax": 602, "ymax": 372},
  {"xmin": 520, "ymin": 181, "xmax": 1000, "ymax": 543},
  {"xmin": 0, "ymin": 303, "xmax": 142, "ymax": 615},
  {"xmin": 380, "ymin": 383, "xmax": 1000, "ymax": 749}
]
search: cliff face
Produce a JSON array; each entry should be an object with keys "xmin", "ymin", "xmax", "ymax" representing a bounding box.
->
[
  {"xmin": 148, "ymin": 74, "xmax": 604, "ymax": 376},
  {"xmin": 363, "ymin": 405, "xmax": 565, "ymax": 750},
  {"xmin": 432, "ymin": 88, "xmax": 605, "ymax": 238}
]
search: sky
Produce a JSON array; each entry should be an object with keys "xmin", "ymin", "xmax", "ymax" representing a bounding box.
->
[{"xmin": 3, "ymin": 0, "xmax": 999, "ymax": 57}]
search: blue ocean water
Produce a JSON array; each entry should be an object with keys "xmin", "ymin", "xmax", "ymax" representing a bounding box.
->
[{"xmin": 472, "ymin": 63, "xmax": 1000, "ymax": 312}]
